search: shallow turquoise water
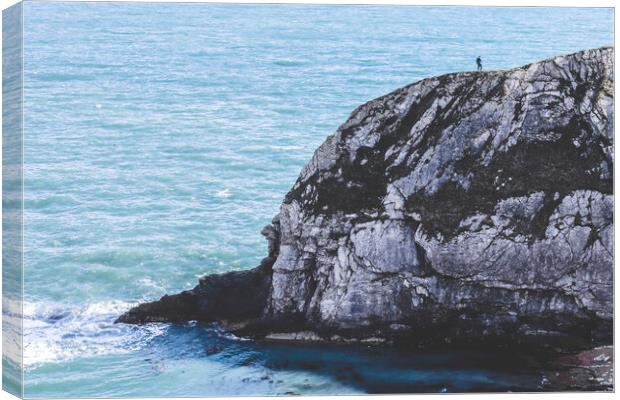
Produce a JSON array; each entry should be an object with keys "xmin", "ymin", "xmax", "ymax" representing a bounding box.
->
[{"xmin": 14, "ymin": 2, "xmax": 613, "ymax": 397}]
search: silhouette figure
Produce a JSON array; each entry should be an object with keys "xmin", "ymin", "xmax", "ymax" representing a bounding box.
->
[{"xmin": 476, "ymin": 56, "xmax": 483, "ymax": 71}]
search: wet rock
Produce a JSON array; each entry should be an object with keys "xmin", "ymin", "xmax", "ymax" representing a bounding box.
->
[
  {"xmin": 205, "ymin": 344, "xmax": 223, "ymax": 356},
  {"xmin": 541, "ymin": 346, "xmax": 613, "ymax": 391},
  {"xmin": 115, "ymin": 257, "xmax": 273, "ymax": 325},
  {"xmin": 265, "ymin": 331, "xmax": 323, "ymax": 342}
]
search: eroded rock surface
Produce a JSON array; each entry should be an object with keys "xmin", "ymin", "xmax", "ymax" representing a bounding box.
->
[{"xmin": 118, "ymin": 48, "xmax": 613, "ymax": 352}]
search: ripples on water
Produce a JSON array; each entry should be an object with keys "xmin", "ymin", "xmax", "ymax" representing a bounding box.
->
[
  {"xmin": 23, "ymin": 300, "xmax": 546, "ymax": 396},
  {"xmin": 10, "ymin": 2, "xmax": 613, "ymax": 397}
]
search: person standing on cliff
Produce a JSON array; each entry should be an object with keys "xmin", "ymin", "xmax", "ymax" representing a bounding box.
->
[{"xmin": 476, "ymin": 56, "xmax": 483, "ymax": 71}]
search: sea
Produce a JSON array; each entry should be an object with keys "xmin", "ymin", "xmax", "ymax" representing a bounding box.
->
[{"xmin": 5, "ymin": 1, "xmax": 614, "ymax": 397}]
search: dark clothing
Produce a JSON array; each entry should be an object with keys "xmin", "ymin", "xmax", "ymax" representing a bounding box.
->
[{"xmin": 476, "ymin": 57, "xmax": 482, "ymax": 71}]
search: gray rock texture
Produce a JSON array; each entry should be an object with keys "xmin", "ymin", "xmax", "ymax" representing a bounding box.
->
[{"xmin": 118, "ymin": 47, "xmax": 613, "ymax": 351}]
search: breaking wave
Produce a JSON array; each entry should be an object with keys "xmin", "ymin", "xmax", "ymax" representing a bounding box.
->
[{"xmin": 20, "ymin": 300, "xmax": 168, "ymax": 369}]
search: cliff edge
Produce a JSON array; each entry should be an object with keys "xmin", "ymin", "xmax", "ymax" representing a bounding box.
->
[{"xmin": 117, "ymin": 48, "xmax": 613, "ymax": 353}]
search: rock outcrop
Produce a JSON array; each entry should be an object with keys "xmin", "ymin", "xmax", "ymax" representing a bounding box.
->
[{"xmin": 117, "ymin": 47, "xmax": 613, "ymax": 351}]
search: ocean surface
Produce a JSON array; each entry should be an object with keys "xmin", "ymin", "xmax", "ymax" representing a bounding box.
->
[{"xmin": 10, "ymin": 1, "xmax": 614, "ymax": 397}]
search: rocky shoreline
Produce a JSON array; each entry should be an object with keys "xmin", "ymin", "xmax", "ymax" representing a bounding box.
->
[
  {"xmin": 117, "ymin": 47, "xmax": 613, "ymax": 390},
  {"xmin": 541, "ymin": 346, "xmax": 613, "ymax": 391}
]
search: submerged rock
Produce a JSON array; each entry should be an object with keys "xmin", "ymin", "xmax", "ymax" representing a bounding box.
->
[{"xmin": 117, "ymin": 48, "xmax": 613, "ymax": 355}]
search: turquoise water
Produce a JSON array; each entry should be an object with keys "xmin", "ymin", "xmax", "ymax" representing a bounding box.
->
[{"xmin": 14, "ymin": 1, "xmax": 613, "ymax": 397}]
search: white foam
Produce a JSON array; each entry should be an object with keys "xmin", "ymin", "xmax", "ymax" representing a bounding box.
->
[
  {"xmin": 215, "ymin": 188, "xmax": 232, "ymax": 198},
  {"xmin": 18, "ymin": 300, "xmax": 168, "ymax": 369},
  {"xmin": 138, "ymin": 277, "xmax": 166, "ymax": 293},
  {"xmin": 268, "ymin": 145, "xmax": 303, "ymax": 151},
  {"xmin": 211, "ymin": 325, "xmax": 251, "ymax": 342}
]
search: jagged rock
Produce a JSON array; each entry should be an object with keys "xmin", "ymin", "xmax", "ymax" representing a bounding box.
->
[
  {"xmin": 117, "ymin": 47, "xmax": 613, "ymax": 353},
  {"xmin": 115, "ymin": 257, "xmax": 273, "ymax": 327},
  {"xmin": 541, "ymin": 346, "xmax": 614, "ymax": 391}
]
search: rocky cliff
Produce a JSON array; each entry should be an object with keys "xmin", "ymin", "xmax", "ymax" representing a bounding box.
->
[{"xmin": 118, "ymin": 47, "xmax": 613, "ymax": 351}]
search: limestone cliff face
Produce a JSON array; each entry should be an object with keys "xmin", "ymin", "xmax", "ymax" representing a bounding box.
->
[{"xmin": 118, "ymin": 47, "xmax": 613, "ymax": 349}]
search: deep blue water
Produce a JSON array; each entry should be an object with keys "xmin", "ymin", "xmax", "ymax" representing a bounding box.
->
[{"xmin": 11, "ymin": 1, "xmax": 614, "ymax": 397}]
